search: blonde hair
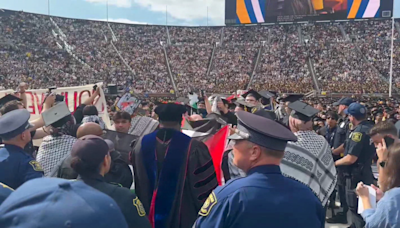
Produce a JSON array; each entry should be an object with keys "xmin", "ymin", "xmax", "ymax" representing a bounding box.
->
[{"xmin": 289, "ymin": 116, "xmax": 313, "ymax": 133}]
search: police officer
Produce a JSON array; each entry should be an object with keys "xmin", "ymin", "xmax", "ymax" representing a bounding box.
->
[
  {"xmin": 194, "ymin": 111, "xmax": 325, "ymax": 228},
  {"xmin": 0, "ymin": 178, "xmax": 128, "ymax": 228},
  {"xmin": 334, "ymin": 103, "xmax": 375, "ymax": 228},
  {"xmin": 0, "ymin": 109, "xmax": 43, "ymax": 189},
  {"xmin": 70, "ymin": 135, "xmax": 151, "ymax": 228},
  {"xmin": 326, "ymin": 97, "xmax": 353, "ymax": 224}
]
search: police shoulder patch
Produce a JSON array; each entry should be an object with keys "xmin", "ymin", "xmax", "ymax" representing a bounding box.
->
[
  {"xmin": 133, "ymin": 197, "xmax": 146, "ymax": 217},
  {"xmin": 352, "ymin": 132, "xmax": 362, "ymax": 142},
  {"xmin": 29, "ymin": 160, "xmax": 43, "ymax": 172},
  {"xmin": 199, "ymin": 192, "xmax": 217, "ymax": 217}
]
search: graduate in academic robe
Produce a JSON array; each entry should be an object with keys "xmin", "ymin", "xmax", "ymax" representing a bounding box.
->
[{"xmin": 132, "ymin": 103, "xmax": 218, "ymax": 228}]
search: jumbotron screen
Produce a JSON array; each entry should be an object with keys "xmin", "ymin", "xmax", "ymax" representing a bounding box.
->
[{"xmin": 225, "ymin": 0, "xmax": 394, "ymax": 24}]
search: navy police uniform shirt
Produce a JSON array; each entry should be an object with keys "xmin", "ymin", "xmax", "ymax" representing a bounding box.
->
[
  {"xmin": 333, "ymin": 117, "xmax": 350, "ymax": 149},
  {"xmin": 344, "ymin": 121, "xmax": 375, "ymax": 184},
  {"xmin": 0, "ymin": 144, "xmax": 43, "ymax": 189},
  {"xmin": 194, "ymin": 165, "xmax": 325, "ymax": 228}
]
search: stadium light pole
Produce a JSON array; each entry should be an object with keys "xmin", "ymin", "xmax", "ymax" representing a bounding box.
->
[
  {"xmin": 106, "ymin": 0, "xmax": 109, "ymax": 22},
  {"xmin": 47, "ymin": 0, "xmax": 50, "ymax": 16},
  {"xmin": 389, "ymin": 17, "xmax": 395, "ymax": 97},
  {"xmin": 207, "ymin": 6, "xmax": 209, "ymax": 26},
  {"xmin": 166, "ymin": 6, "xmax": 168, "ymax": 25}
]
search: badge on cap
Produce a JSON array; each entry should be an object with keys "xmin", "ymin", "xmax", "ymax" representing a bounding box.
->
[
  {"xmin": 352, "ymin": 132, "xmax": 362, "ymax": 143},
  {"xmin": 133, "ymin": 197, "xmax": 146, "ymax": 217},
  {"xmin": 199, "ymin": 192, "xmax": 217, "ymax": 217},
  {"xmin": 0, "ymin": 183, "xmax": 13, "ymax": 191},
  {"xmin": 29, "ymin": 161, "xmax": 43, "ymax": 172}
]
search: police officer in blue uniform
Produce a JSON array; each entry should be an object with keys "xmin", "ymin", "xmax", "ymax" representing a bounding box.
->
[
  {"xmin": 327, "ymin": 97, "xmax": 353, "ymax": 224},
  {"xmin": 194, "ymin": 111, "xmax": 325, "ymax": 228},
  {"xmin": 0, "ymin": 109, "xmax": 43, "ymax": 189},
  {"xmin": 334, "ymin": 103, "xmax": 375, "ymax": 228}
]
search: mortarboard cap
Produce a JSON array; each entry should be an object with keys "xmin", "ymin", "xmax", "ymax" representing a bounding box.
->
[
  {"xmin": 0, "ymin": 94, "xmax": 22, "ymax": 109},
  {"xmin": 228, "ymin": 111, "xmax": 297, "ymax": 151},
  {"xmin": 155, "ymin": 103, "xmax": 187, "ymax": 122},
  {"xmin": 259, "ymin": 90, "xmax": 276, "ymax": 99},
  {"xmin": 288, "ymin": 101, "xmax": 319, "ymax": 122},
  {"xmin": 0, "ymin": 109, "xmax": 32, "ymax": 140},
  {"xmin": 280, "ymin": 94, "xmax": 304, "ymax": 103},
  {"xmin": 241, "ymin": 89, "xmax": 261, "ymax": 100},
  {"xmin": 0, "ymin": 178, "xmax": 128, "ymax": 228}
]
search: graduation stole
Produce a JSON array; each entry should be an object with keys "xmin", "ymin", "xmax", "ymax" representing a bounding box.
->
[{"xmin": 141, "ymin": 130, "xmax": 192, "ymax": 228}]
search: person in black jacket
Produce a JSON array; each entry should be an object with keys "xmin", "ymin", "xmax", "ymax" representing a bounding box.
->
[{"xmin": 70, "ymin": 135, "xmax": 151, "ymax": 228}]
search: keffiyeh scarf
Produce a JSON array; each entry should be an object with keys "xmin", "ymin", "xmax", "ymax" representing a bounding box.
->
[
  {"xmin": 36, "ymin": 135, "xmax": 77, "ymax": 176},
  {"xmin": 282, "ymin": 131, "xmax": 337, "ymax": 206},
  {"xmin": 128, "ymin": 116, "xmax": 159, "ymax": 137},
  {"xmin": 82, "ymin": 115, "xmax": 106, "ymax": 129}
]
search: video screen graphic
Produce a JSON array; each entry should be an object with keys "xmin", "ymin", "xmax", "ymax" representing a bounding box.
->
[{"xmin": 225, "ymin": 0, "xmax": 394, "ymax": 24}]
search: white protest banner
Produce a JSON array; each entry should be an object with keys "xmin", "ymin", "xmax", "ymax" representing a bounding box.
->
[{"xmin": 0, "ymin": 83, "xmax": 112, "ymax": 129}]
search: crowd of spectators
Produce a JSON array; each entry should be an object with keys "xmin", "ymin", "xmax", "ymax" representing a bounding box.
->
[{"xmin": 1, "ymin": 10, "xmax": 400, "ymax": 95}]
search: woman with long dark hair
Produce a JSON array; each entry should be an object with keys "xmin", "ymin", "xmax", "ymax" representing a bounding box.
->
[{"xmin": 356, "ymin": 141, "xmax": 400, "ymax": 227}]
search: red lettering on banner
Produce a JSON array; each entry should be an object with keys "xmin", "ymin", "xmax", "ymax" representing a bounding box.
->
[
  {"xmin": 74, "ymin": 91, "xmax": 78, "ymax": 111},
  {"xmin": 61, "ymin": 92, "xmax": 69, "ymax": 109},
  {"xmin": 25, "ymin": 92, "xmax": 35, "ymax": 115},
  {"xmin": 33, "ymin": 93, "xmax": 42, "ymax": 114},
  {"xmin": 79, "ymin": 90, "xmax": 91, "ymax": 105}
]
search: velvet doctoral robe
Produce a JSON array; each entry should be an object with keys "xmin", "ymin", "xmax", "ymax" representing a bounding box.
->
[{"xmin": 132, "ymin": 129, "xmax": 218, "ymax": 228}]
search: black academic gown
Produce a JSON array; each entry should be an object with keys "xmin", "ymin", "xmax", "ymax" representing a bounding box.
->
[{"xmin": 132, "ymin": 129, "xmax": 218, "ymax": 228}]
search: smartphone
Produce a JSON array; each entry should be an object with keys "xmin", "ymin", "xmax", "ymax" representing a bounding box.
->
[
  {"xmin": 201, "ymin": 90, "xmax": 205, "ymax": 98},
  {"xmin": 384, "ymin": 136, "xmax": 395, "ymax": 148}
]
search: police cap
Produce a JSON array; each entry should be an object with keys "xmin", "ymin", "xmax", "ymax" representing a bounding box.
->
[
  {"xmin": 241, "ymin": 89, "xmax": 261, "ymax": 100},
  {"xmin": 345, "ymin": 103, "xmax": 367, "ymax": 118},
  {"xmin": 0, "ymin": 109, "xmax": 32, "ymax": 140},
  {"xmin": 333, "ymin": 97, "xmax": 353, "ymax": 107},
  {"xmin": 229, "ymin": 111, "xmax": 297, "ymax": 151},
  {"xmin": 288, "ymin": 101, "xmax": 319, "ymax": 122},
  {"xmin": 0, "ymin": 178, "xmax": 128, "ymax": 228},
  {"xmin": 0, "ymin": 183, "xmax": 13, "ymax": 205}
]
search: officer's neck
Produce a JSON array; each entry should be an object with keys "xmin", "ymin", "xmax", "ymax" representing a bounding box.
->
[
  {"xmin": 250, "ymin": 157, "xmax": 281, "ymax": 171},
  {"xmin": 352, "ymin": 119, "xmax": 364, "ymax": 127},
  {"xmin": 2, "ymin": 139, "xmax": 27, "ymax": 149}
]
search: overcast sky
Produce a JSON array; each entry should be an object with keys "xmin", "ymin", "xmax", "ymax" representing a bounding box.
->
[{"xmin": 0, "ymin": 0, "xmax": 226, "ymax": 26}]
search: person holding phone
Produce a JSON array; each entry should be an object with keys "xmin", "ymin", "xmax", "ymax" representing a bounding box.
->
[{"xmin": 355, "ymin": 141, "xmax": 400, "ymax": 228}]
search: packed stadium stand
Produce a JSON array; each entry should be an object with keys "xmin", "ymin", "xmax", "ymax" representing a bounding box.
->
[{"xmin": 0, "ymin": 9, "xmax": 399, "ymax": 94}]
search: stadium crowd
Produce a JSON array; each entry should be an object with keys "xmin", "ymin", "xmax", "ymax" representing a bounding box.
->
[{"xmin": 0, "ymin": 10, "xmax": 400, "ymax": 96}]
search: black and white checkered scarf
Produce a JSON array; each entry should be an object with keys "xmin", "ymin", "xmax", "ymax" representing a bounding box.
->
[
  {"xmin": 128, "ymin": 116, "xmax": 159, "ymax": 137},
  {"xmin": 37, "ymin": 134, "xmax": 77, "ymax": 176},
  {"xmin": 82, "ymin": 115, "xmax": 106, "ymax": 129},
  {"xmin": 282, "ymin": 131, "xmax": 337, "ymax": 206}
]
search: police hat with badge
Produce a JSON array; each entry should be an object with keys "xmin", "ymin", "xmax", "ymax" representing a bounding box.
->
[
  {"xmin": 345, "ymin": 102, "xmax": 367, "ymax": 119},
  {"xmin": 229, "ymin": 111, "xmax": 297, "ymax": 151},
  {"xmin": 0, "ymin": 178, "xmax": 128, "ymax": 228},
  {"xmin": 0, "ymin": 109, "xmax": 33, "ymax": 141}
]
